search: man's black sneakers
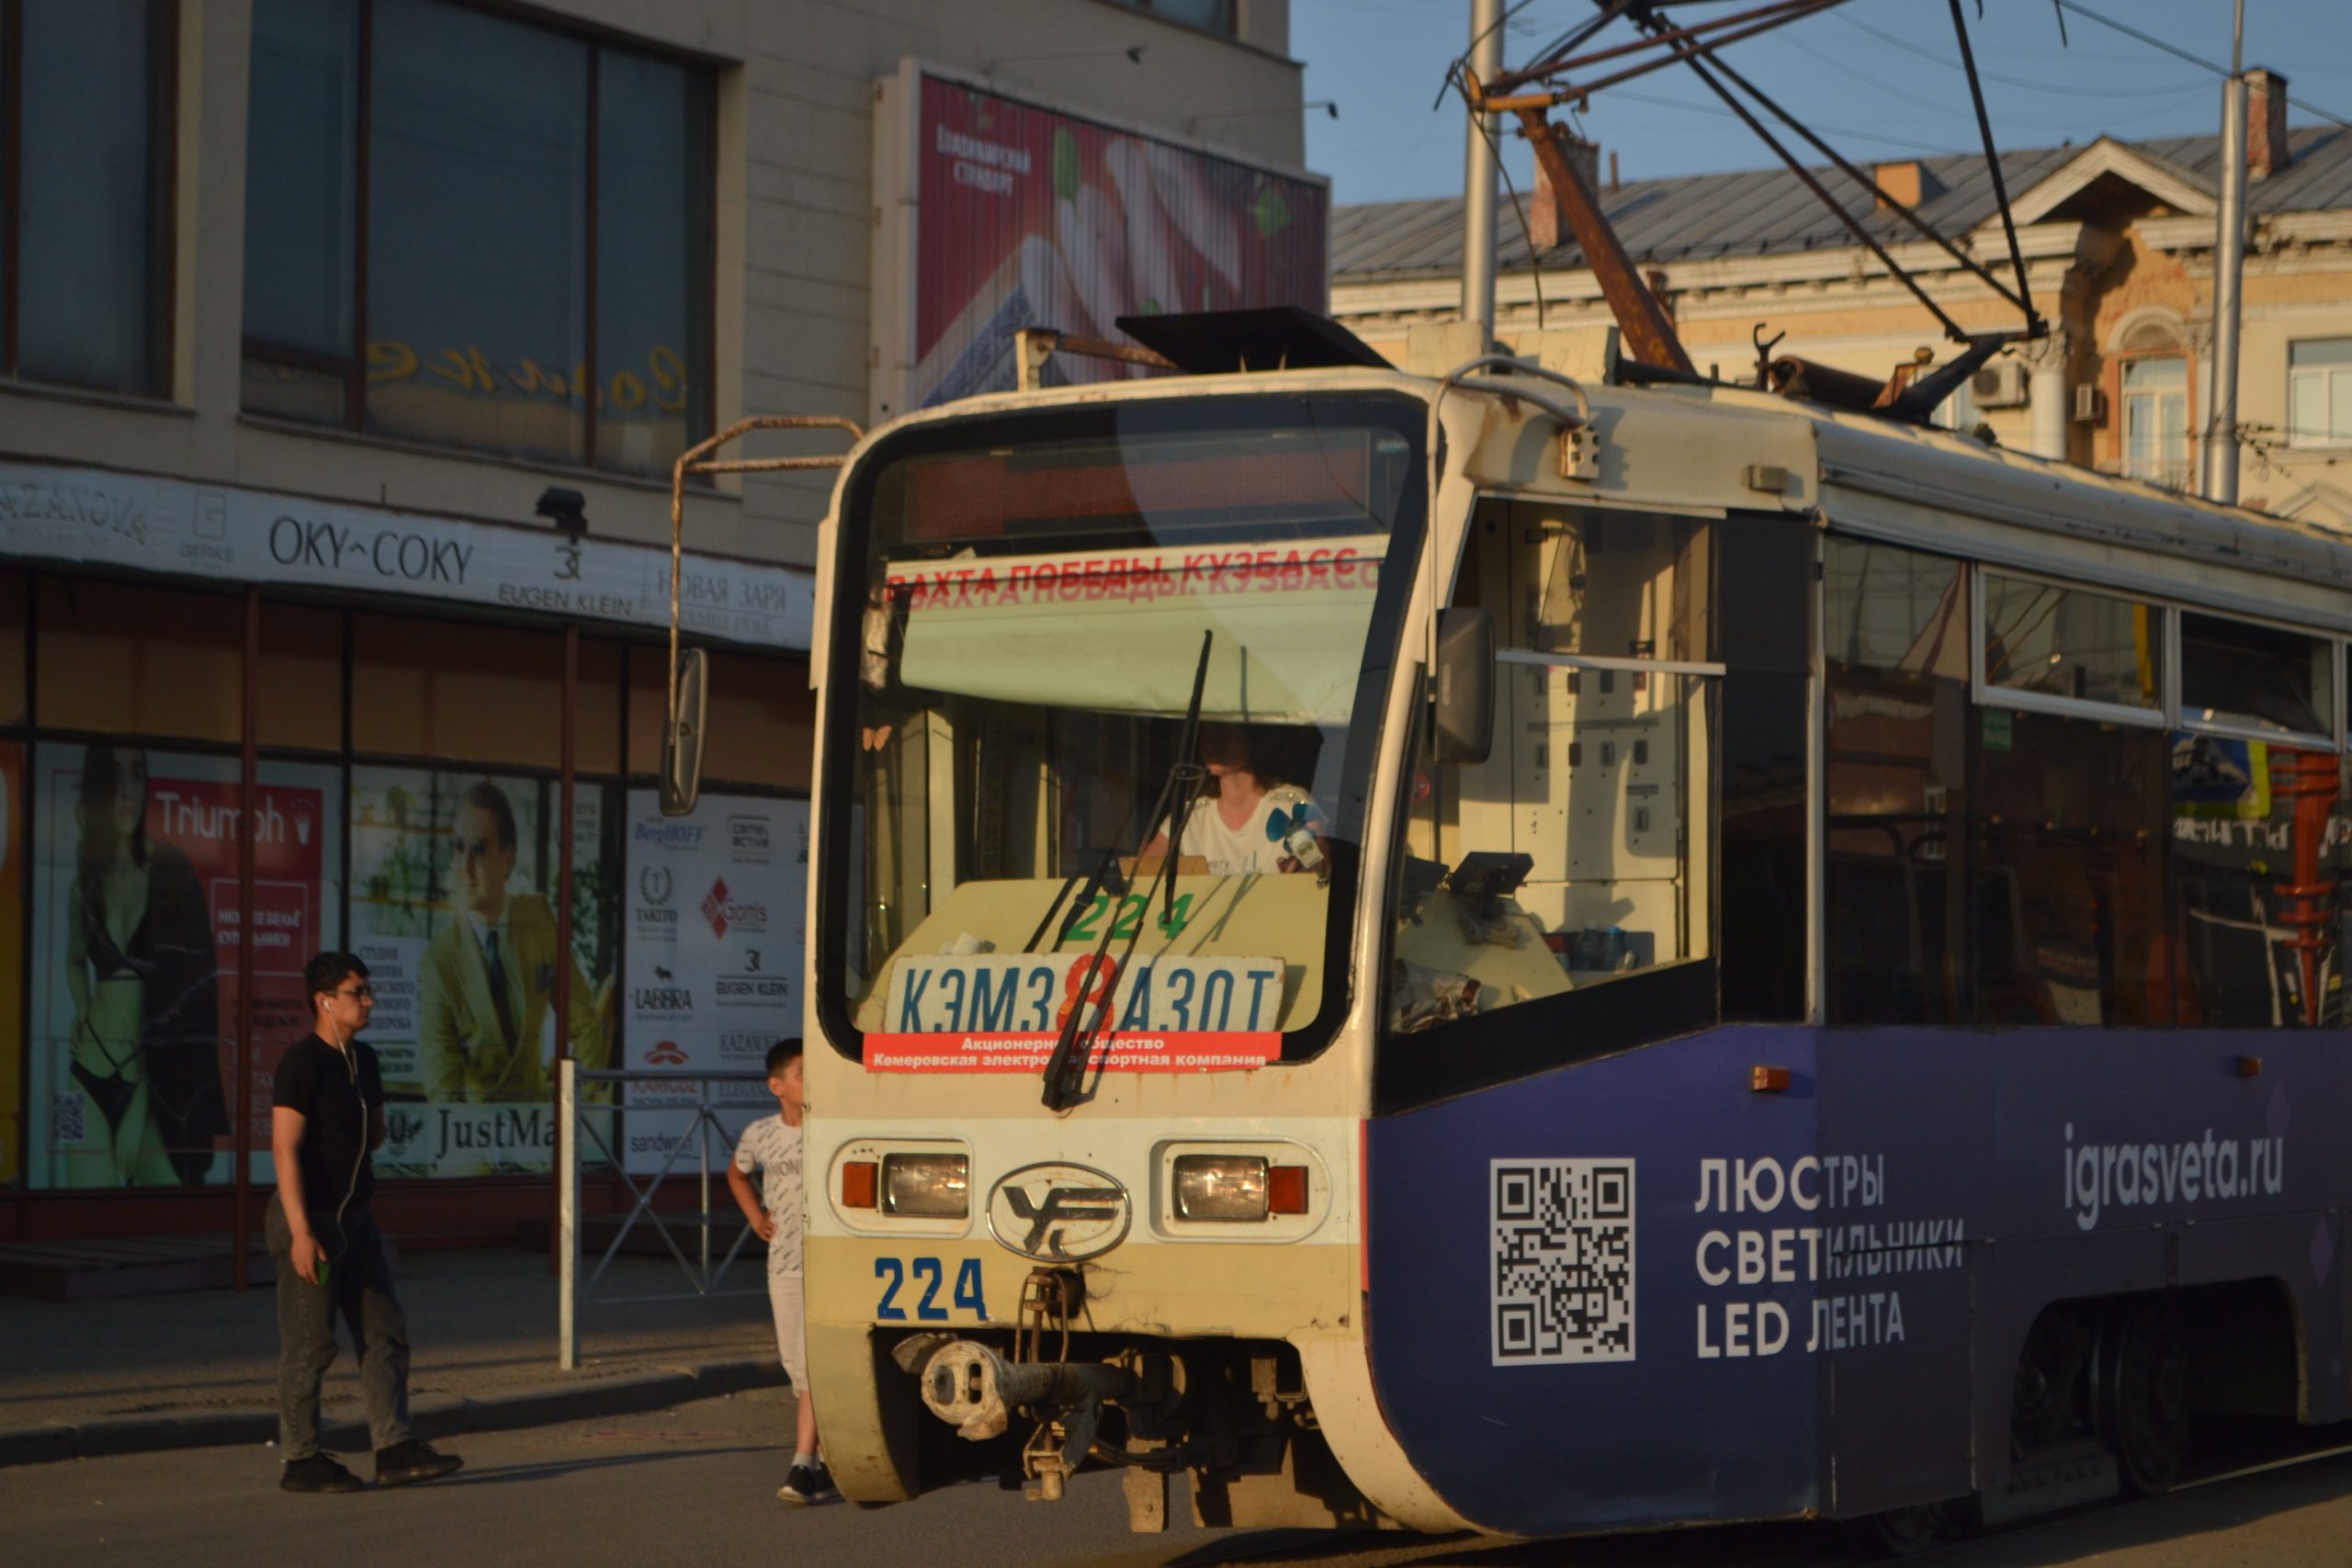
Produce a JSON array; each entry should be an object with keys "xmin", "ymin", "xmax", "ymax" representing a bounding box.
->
[
  {"xmin": 374, "ymin": 1438, "xmax": 464, "ymax": 1487},
  {"xmin": 280, "ymin": 1453, "xmax": 366, "ymax": 1494}
]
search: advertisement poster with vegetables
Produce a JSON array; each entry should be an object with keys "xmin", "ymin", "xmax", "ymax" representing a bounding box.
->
[{"xmin": 907, "ymin": 72, "xmax": 1329, "ymax": 410}]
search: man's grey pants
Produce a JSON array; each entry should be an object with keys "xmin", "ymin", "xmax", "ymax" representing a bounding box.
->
[{"xmin": 266, "ymin": 1193, "xmax": 412, "ymax": 1460}]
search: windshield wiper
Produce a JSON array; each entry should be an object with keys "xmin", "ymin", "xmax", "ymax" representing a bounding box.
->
[{"xmin": 1041, "ymin": 630, "xmax": 1213, "ymax": 1112}]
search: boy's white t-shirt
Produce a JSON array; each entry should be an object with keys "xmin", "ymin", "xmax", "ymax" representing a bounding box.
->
[{"xmin": 733, "ymin": 1112, "xmax": 804, "ymax": 1276}]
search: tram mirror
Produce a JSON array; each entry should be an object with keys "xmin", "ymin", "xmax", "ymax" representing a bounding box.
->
[
  {"xmin": 1431, "ymin": 607, "xmax": 1495, "ymax": 764},
  {"xmin": 659, "ymin": 647, "xmax": 709, "ymax": 817}
]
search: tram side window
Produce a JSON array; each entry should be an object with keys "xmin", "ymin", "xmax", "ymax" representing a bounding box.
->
[
  {"xmin": 2172, "ymin": 609, "xmax": 2346, "ymax": 1027},
  {"xmin": 1381, "ymin": 504, "xmax": 1719, "ymax": 1105},
  {"xmin": 1824, "ymin": 539, "xmax": 1973, "ymax": 1024},
  {"xmin": 1973, "ymin": 710, "xmax": 2170, "ymax": 1026}
]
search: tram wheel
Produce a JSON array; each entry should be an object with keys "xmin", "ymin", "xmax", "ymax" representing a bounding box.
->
[
  {"xmin": 1842, "ymin": 1498, "xmax": 1966, "ymax": 1558},
  {"xmin": 2098, "ymin": 1298, "xmax": 2192, "ymax": 1495}
]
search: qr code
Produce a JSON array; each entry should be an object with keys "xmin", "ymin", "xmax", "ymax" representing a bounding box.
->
[
  {"xmin": 52, "ymin": 1092, "xmax": 88, "ymax": 1145},
  {"xmin": 1491, "ymin": 1157, "xmax": 1635, "ymax": 1365}
]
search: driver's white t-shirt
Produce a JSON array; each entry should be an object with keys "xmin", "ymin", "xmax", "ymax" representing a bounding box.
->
[{"xmin": 1170, "ymin": 787, "xmax": 1311, "ymax": 875}]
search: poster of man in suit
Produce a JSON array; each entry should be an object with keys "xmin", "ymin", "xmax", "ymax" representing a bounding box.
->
[{"xmin": 350, "ymin": 769, "xmax": 616, "ymax": 1178}]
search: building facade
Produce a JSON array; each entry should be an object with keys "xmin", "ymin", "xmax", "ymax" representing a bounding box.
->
[
  {"xmin": 0, "ymin": 0, "xmax": 1316, "ymax": 1242},
  {"xmin": 1332, "ymin": 73, "xmax": 2352, "ymax": 525}
]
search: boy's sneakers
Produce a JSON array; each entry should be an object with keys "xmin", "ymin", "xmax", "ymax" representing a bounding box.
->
[
  {"xmin": 280, "ymin": 1452, "xmax": 366, "ymax": 1494},
  {"xmin": 374, "ymin": 1438, "xmax": 464, "ymax": 1487},
  {"xmin": 777, "ymin": 1462, "xmax": 842, "ymax": 1504}
]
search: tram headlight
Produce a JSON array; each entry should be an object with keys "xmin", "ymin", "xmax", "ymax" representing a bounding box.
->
[
  {"xmin": 1171, "ymin": 1155, "xmax": 1307, "ymax": 1222},
  {"xmin": 881, "ymin": 1153, "xmax": 970, "ymax": 1217}
]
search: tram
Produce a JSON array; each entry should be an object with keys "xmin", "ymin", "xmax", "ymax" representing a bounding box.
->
[{"xmin": 697, "ymin": 310, "xmax": 2350, "ymax": 1549}]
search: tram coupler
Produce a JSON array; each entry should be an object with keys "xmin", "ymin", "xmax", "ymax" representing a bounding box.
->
[{"xmin": 917, "ymin": 1340, "xmax": 1137, "ymax": 1442}]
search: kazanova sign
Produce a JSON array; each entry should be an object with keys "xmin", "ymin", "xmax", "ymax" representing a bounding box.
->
[{"xmin": 0, "ymin": 460, "xmax": 812, "ymax": 650}]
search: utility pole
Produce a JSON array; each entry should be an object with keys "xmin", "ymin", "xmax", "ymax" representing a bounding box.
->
[
  {"xmin": 2203, "ymin": 0, "xmax": 2247, "ymax": 504},
  {"xmin": 1460, "ymin": 0, "xmax": 1502, "ymax": 340}
]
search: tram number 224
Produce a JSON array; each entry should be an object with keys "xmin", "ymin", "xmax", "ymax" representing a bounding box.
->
[{"xmin": 875, "ymin": 1256, "xmax": 989, "ymax": 1322}]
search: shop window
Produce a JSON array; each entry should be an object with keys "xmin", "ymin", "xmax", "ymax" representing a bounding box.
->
[
  {"xmin": 241, "ymin": 0, "xmax": 717, "ymax": 474},
  {"xmin": 0, "ymin": 572, "xmax": 26, "ymax": 726},
  {"xmin": 4, "ymin": 0, "xmax": 174, "ymax": 394},
  {"xmin": 37, "ymin": 581, "xmax": 243, "ymax": 743},
  {"xmin": 1981, "ymin": 572, "xmax": 2162, "ymax": 719},
  {"xmin": 627, "ymin": 646, "xmax": 810, "ymax": 789},
  {"xmin": 1973, "ymin": 709, "xmax": 2169, "ymax": 1027},
  {"xmin": 2171, "ymin": 741, "xmax": 2346, "ymax": 1028},
  {"xmin": 257, "ymin": 604, "xmax": 345, "ymax": 753},
  {"xmin": 1824, "ymin": 539, "xmax": 1973, "ymax": 1025},
  {"xmin": 352, "ymin": 613, "xmax": 562, "ymax": 767},
  {"xmin": 2287, "ymin": 339, "xmax": 2352, "ymax": 450},
  {"xmin": 2178, "ymin": 612, "xmax": 2336, "ymax": 745}
]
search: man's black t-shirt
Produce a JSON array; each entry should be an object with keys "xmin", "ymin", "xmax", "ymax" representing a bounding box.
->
[{"xmin": 272, "ymin": 1034, "xmax": 381, "ymax": 1226}]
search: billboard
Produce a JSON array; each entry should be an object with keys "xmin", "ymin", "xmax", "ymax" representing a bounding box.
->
[
  {"xmin": 619, "ymin": 792, "xmax": 808, "ymax": 1174},
  {"xmin": 28, "ymin": 746, "xmax": 342, "ymax": 1189},
  {"xmin": 870, "ymin": 62, "xmax": 1330, "ymax": 420}
]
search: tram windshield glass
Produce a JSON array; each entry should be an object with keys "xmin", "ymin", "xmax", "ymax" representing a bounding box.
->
[{"xmin": 818, "ymin": 393, "xmax": 1425, "ymax": 1066}]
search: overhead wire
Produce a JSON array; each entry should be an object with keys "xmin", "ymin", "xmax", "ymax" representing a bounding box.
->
[{"xmin": 2053, "ymin": 0, "xmax": 2352, "ymax": 134}]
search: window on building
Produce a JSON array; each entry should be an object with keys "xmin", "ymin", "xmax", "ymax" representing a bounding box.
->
[
  {"xmin": 1120, "ymin": 0, "xmax": 1238, "ymax": 34},
  {"xmin": 1, "ymin": 0, "xmax": 175, "ymax": 394},
  {"xmin": 2120, "ymin": 355, "xmax": 2190, "ymax": 490},
  {"xmin": 2288, "ymin": 339, "xmax": 2352, "ymax": 450},
  {"xmin": 241, "ymin": 0, "xmax": 716, "ymax": 475}
]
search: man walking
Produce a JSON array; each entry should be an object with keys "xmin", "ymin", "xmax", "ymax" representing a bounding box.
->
[{"xmin": 268, "ymin": 950, "xmax": 462, "ymax": 1493}]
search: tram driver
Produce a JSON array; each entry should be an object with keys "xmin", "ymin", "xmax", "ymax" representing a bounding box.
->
[{"xmin": 1145, "ymin": 721, "xmax": 1326, "ymax": 877}]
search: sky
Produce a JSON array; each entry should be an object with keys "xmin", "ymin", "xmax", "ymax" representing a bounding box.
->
[{"xmin": 1293, "ymin": 0, "xmax": 2352, "ymax": 207}]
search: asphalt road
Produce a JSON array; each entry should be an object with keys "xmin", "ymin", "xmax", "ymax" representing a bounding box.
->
[{"xmin": 6, "ymin": 1386, "xmax": 2352, "ymax": 1567}]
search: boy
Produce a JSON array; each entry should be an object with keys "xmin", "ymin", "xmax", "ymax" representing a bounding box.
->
[
  {"xmin": 268, "ymin": 951, "xmax": 462, "ymax": 1493},
  {"xmin": 728, "ymin": 1037, "xmax": 837, "ymax": 1504}
]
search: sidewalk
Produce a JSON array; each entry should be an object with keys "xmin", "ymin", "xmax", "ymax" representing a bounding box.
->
[{"xmin": 0, "ymin": 1247, "xmax": 781, "ymax": 1468}]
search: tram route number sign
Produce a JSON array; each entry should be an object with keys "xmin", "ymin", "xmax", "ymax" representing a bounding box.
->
[{"xmin": 867, "ymin": 953, "xmax": 1283, "ymax": 1073}]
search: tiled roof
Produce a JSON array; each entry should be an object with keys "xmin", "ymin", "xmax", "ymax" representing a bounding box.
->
[{"xmin": 1332, "ymin": 126, "xmax": 2352, "ymax": 281}]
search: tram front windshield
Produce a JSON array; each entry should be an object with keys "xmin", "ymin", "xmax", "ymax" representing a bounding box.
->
[{"xmin": 819, "ymin": 393, "xmax": 1425, "ymax": 1067}]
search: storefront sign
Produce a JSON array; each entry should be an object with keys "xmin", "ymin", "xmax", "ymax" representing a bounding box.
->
[
  {"xmin": 620, "ymin": 790, "xmax": 808, "ymax": 1175},
  {"xmin": 0, "ymin": 460, "xmax": 812, "ymax": 650},
  {"xmin": 869, "ymin": 62, "xmax": 1329, "ymax": 421}
]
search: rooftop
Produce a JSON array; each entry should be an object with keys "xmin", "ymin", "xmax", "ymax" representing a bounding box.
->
[{"xmin": 1332, "ymin": 125, "xmax": 2352, "ymax": 282}]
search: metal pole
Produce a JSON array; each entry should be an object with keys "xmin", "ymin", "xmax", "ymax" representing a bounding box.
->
[
  {"xmin": 2204, "ymin": 0, "xmax": 2248, "ymax": 504},
  {"xmin": 559, "ymin": 1058, "xmax": 579, "ymax": 1370},
  {"xmin": 232, "ymin": 588, "xmax": 259, "ymax": 1292},
  {"xmin": 698, "ymin": 1077, "xmax": 712, "ymax": 1284},
  {"xmin": 550, "ymin": 624, "xmax": 576, "ymax": 1276},
  {"xmin": 1461, "ymin": 0, "xmax": 1503, "ymax": 338}
]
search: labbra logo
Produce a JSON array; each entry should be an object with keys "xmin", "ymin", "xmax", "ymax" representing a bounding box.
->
[
  {"xmin": 987, "ymin": 1162, "xmax": 1131, "ymax": 1262},
  {"xmin": 643, "ymin": 1040, "xmax": 689, "ymax": 1066},
  {"xmin": 631, "ymin": 984, "xmax": 694, "ymax": 1013},
  {"xmin": 701, "ymin": 876, "xmax": 768, "ymax": 939}
]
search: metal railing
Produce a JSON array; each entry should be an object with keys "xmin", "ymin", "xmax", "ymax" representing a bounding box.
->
[{"xmin": 557, "ymin": 1060, "xmax": 771, "ymax": 1370}]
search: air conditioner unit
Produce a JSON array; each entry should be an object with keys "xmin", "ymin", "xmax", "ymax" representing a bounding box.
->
[
  {"xmin": 2073, "ymin": 384, "xmax": 2107, "ymax": 425},
  {"xmin": 1970, "ymin": 358, "xmax": 2029, "ymax": 408}
]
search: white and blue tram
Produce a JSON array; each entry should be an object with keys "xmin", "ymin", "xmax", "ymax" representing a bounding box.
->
[{"xmin": 766, "ymin": 316, "xmax": 2349, "ymax": 1548}]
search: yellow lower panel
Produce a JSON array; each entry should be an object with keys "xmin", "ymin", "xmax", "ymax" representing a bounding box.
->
[{"xmin": 804, "ymin": 1235, "xmax": 1360, "ymax": 1505}]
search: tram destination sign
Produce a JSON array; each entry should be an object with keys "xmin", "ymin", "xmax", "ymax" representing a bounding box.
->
[
  {"xmin": 0, "ymin": 460, "xmax": 812, "ymax": 650},
  {"xmin": 869, "ymin": 953, "xmax": 1282, "ymax": 1073}
]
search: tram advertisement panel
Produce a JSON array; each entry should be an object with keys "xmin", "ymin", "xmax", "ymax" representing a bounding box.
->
[
  {"xmin": 348, "ymin": 767, "xmax": 617, "ymax": 1179},
  {"xmin": 28, "ymin": 746, "xmax": 342, "ymax": 1190},
  {"xmin": 896, "ymin": 72, "xmax": 1329, "ymax": 411},
  {"xmin": 619, "ymin": 791, "xmax": 807, "ymax": 1176},
  {"xmin": 1365, "ymin": 1022, "xmax": 2346, "ymax": 1535}
]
